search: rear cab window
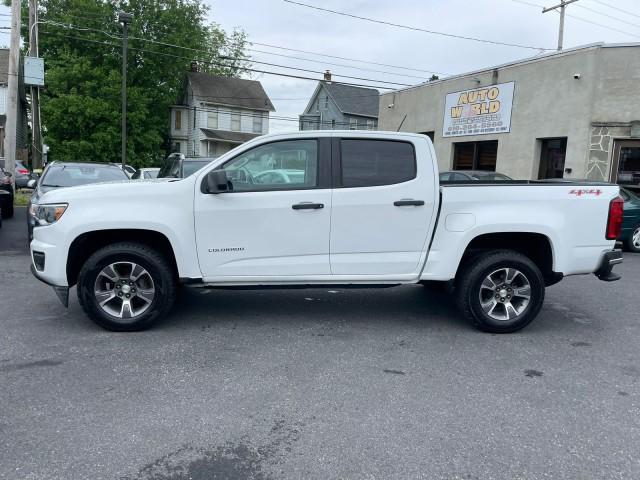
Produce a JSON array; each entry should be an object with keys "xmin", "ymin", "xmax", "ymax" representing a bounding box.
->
[{"xmin": 339, "ymin": 139, "xmax": 416, "ymax": 188}]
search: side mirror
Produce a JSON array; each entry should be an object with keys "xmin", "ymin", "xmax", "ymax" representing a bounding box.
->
[
  {"xmin": 27, "ymin": 179, "xmax": 36, "ymax": 189},
  {"xmin": 203, "ymin": 169, "xmax": 231, "ymax": 194}
]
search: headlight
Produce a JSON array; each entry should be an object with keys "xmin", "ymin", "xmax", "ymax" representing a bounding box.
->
[{"xmin": 32, "ymin": 203, "xmax": 68, "ymax": 226}]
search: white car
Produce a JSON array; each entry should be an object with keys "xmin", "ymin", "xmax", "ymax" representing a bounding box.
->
[{"xmin": 30, "ymin": 131, "xmax": 623, "ymax": 333}]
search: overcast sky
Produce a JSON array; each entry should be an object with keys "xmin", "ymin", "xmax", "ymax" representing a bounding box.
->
[
  {"xmin": 206, "ymin": 0, "xmax": 640, "ymax": 132},
  {"xmin": 0, "ymin": 0, "xmax": 637, "ymax": 134}
]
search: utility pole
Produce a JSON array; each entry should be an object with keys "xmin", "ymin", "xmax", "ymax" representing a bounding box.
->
[
  {"xmin": 542, "ymin": 0, "xmax": 580, "ymax": 51},
  {"xmin": 29, "ymin": 0, "xmax": 42, "ymax": 170},
  {"xmin": 4, "ymin": 0, "xmax": 21, "ymax": 186},
  {"xmin": 118, "ymin": 12, "xmax": 133, "ymax": 168}
]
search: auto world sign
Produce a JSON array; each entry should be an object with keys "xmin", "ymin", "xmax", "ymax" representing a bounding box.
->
[{"xmin": 442, "ymin": 81, "xmax": 515, "ymax": 138}]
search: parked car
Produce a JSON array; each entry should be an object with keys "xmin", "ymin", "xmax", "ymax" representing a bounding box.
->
[
  {"xmin": 27, "ymin": 162, "xmax": 130, "ymax": 241},
  {"xmin": 0, "ymin": 159, "xmax": 36, "ymax": 189},
  {"xmin": 620, "ymin": 187, "xmax": 640, "ymax": 253},
  {"xmin": 29, "ymin": 132, "xmax": 623, "ymax": 334},
  {"xmin": 111, "ymin": 164, "xmax": 138, "ymax": 178},
  {"xmin": 131, "ymin": 167, "xmax": 160, "ymax": 180},
  {"xmin": 0, "ymin": 167, "xmax": 14, "ymax": 218},
  {"xmin": 439, "ymin": 170, "xmax": 513, "ymax": 182},
  {"xmin": 158, "ymin": 153, "xmax": 214, "ymax": 179}
]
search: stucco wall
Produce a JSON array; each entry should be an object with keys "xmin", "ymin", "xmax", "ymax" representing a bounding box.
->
[{"xmin": 378, "ymin": 44, "xmax": 640, "ymax": 180}]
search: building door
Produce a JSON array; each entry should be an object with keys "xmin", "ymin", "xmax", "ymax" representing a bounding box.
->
[
  {"xmin": 453, "ymin": 140, "xmax": 498, "ymax": 171},
  {"xmin": 611, "ymin": 140, "xmax": 640, "ymax": 193},
  {"xmin": 538, "ymin": 138, "xmax": 567, "ymax": 179}
]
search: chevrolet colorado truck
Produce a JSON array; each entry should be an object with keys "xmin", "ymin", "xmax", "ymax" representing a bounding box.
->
[{"xmin": 29, "ymin": 131, "xmax": 624, "ymax": 333}]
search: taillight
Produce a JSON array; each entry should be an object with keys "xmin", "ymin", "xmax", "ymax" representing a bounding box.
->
[
  {"xmin": 606, "ymin": 196, "xmax": 624, "ymax": 240},
  {"xmin": 17, "ymin": 168, "xmax": 29, "ymax": 175}
]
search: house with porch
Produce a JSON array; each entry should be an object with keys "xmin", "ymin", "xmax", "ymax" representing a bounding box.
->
[{"xmin": 169, "ymin": 70, "xmax": 275, "ymax": 158}]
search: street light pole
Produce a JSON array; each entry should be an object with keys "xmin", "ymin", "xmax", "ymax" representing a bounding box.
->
[
  {"xmin": 542, "ymin": 0, "xmax": 580, "ymax": 51},
  {"xmin": 118, "ymin": 12, "xmax": 133, "ymax": 169}
]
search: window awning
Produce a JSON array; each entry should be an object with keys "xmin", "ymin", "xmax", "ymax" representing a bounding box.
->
[{"xmin": 200, "ymin": 129, "xmax": 258, "ymax": 144}]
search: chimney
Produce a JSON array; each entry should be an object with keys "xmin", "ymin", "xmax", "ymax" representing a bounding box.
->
[
  {"xmin": 323, "ymin": 70, "xmax": 332, "ymax": 82},
  {"xmin": 190, "ymin": 61, "xmax": 199, "ymax": 72}
]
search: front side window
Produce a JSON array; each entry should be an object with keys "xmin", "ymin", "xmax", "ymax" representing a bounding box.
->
[
  {"xmin": 220, "ymin": 139, "xmax": 318, "ymax": 191},
  {"xmin": 340, "ymin": 139, "xmax": 416, "ymax": 188}
]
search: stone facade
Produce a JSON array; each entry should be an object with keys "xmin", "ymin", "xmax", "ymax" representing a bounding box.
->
[{"xmin": 587, "ymin": 123, "xmax": 632, "ymax": 181}]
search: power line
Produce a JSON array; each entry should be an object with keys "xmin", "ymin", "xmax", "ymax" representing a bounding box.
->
[
  {"xmin": 246, "ymin": 47, "xmax": 437, "ymax": 80},
  {"xmin": 38, "ymin": 19, "xmax": 413, "ymax": 87},
  {"xmin": 38, "ymin": 28, "xmax": 400, "ymax": 90},
  {"xmin": 250, "ymin": 41, "xmax": 446, "ymax": 75},
  {"xmin": 574, "ymin": 3, "xmax": 640, "ymax": 29},
  {"xmin": 508, "ymin": 0, "xmax": 640, "ymax": 39},
  {"xmin": 283, "ymin": 0, "xmax": 554, "ymax": 51},
  {"xmin": 590, "ymin": 0, "xmax": 640, "ymax": 20}
]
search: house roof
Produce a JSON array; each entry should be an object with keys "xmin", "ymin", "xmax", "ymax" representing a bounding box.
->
[
  {"xmin": 200, "ymin": 128, "xmax": 260, "ymax": 144},
  {"xmin": 307, "ymin": 82, "xmax": 379, "ymax": 118},
  {"xmin": 187, "ymin": 72, "xmax": 275, "ymax": 111}
]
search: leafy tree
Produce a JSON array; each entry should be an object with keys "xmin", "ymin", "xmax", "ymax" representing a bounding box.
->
[{"xmin": 14, "ymin": 0, "xmax": 249, "ymax": 166}]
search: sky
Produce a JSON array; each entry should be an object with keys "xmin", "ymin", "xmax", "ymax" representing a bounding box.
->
[
  {"xmin": 205, "ymin": 0, "xmax": 640, "ymax": 132},
  {"xmin": 0, "ymin": 0, "xmax": 638, "ymax": 134}
]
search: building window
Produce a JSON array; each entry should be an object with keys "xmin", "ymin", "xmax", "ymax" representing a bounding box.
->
[
  {"xmin": 316, "ymin": 99, "xmax": 320, "ymax": 112},
  {"xmin": 331, "ymin": 119, "xmax": 336, "ymax": 129},
  {"xmin": 325, "ymin": 95, "xmax": 329, "ymax": 109},
  {"xmin": 366, "ymin": 119, "xmax": 375, "ymax": 131},
  {"xmin": 172, "ymin": 142, "xmax": 181, "ymax": 153},
  {"xmin": 453, "ymin": 140, "xmax": 498, "ymax": 171},
  {"xmin": 538, "ymin": 138, "xmax": 567, "ymax": 179},
  {"xmin": 231, "ymin": 111, "xmax": 241, "ymax": 131},
  {"xmin": 207, "ymin": 109, "xmax": 218, "ymax": 129},
  {"xmin": 349, "ymin": 118, "xmax": 357, "ymax": 130},
  {"xmin": 611, "ymin": 140, "xmax": 640, "ymax": 189},
  {"xmin": 340, "ymin": 139, "xmax": 416, "ymax": 187},
  {"xmin": 174, "ymin": 110, "xmax": 182, "ymax": 130},
  {"xmin": 253, "ymin": 113, "xmax": 263, "ymax": 134}
]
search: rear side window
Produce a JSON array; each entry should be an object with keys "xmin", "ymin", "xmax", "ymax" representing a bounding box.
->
[{"xmin": 340, "ymin": 139, "xmax": 416, "ymax": 187}]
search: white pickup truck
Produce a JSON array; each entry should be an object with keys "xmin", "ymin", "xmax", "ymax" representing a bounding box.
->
[{"xmin": 29, "ymin": 131, "xmax": 624, "ymax": 333}]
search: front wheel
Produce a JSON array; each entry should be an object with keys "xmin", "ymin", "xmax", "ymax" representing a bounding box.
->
[
  {"xmin": 77, "ymin": 242, "xmax": 177, "ymax": 331},
  {"xmin": 625, "ymin": 225, "xmax": 640, "ymax": 253},
  {"xmin": 456, "ymin": 250, "xmax": 545, "ymax": 333}
]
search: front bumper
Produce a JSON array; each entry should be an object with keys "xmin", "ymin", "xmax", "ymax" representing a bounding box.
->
[
  {"xmin": 30, "ymin": 264, "xmax": 69, "ymax": 307},
  {"xmin": 30, "ymin": 231, "xmax": 71, "ymax": 307},
  {"xmin": 595, "ymin": 249, "xmax": 623, "ymax": 282}
]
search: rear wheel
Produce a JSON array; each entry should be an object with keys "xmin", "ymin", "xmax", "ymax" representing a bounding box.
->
[
  {"xmin": 456, "ymin": 250, "xmax": 545, "ymax": 333},
  {"xmin": 77, "ymin": 242, "xmax": 177, "ymax": 331},
  {"xmin": 625, "ymin": 225, "xmax": 640, "ymax": 253},
  {"xmin": 1, "ymin": 199, "xmax": 13, "ymax": 219}
]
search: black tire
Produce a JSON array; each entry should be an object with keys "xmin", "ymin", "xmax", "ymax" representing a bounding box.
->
[
  {"xmin": 624, "ymin": 224, "xmax": 640, "ymax": 253},
  {"xmin": 77, "ymin": 242, "xmax": 177, "ymax": 331},
  {"xmin": 455, "ymin": 250, "xmax": 545, "ymax": 333}
]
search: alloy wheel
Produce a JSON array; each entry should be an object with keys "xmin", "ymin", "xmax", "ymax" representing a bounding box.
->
[
  {"xmin": 479, "ymin": 267, "xmax": 531, "ymax": 321},
  {"xmin": 93, "ymin": 262, "xmax": 155, "ymax": 319}
]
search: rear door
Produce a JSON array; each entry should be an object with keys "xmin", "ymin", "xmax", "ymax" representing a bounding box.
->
[
  {"xmin": 329, "ymin": 136, "xmax": 438, "ymax": 276},
  {"xmin": 194, "ymin": 137, "xmax": 332, "ymax": 279}
]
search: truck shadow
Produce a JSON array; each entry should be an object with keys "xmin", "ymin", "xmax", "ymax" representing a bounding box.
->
[{"xmin": 162, "ymin": 284, "xmax": 471, "ymax": 332}]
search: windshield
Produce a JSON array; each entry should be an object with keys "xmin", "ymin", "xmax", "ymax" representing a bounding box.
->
[
  {"xmin": 41, "ymin": 164, "xmax": 129, "ymax": 187},
  {"xmin": 182, "ymin": 161, "xmax": 211, "ymax": 177}
]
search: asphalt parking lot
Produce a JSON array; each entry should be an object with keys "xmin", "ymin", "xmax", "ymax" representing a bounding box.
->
[{"xmin": 1, "ymin": 207, "xmax": 639, "ymax": 480}]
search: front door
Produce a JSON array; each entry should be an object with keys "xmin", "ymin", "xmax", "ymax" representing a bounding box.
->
[
  {"xmin": 194, "ymin": 138, "xmax": 332, "ymax": 279},
  {"xmin": 330, "ymin": 137, "xmax": 436, "ymax": 277},
  {"xmin": 611, "ymin": 140, "xmax": 640, "ymax": 194}
]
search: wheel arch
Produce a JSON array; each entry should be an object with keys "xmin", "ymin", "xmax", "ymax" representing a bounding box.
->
[
  {"xmin": 66, "ymin": 229, "xmax": 179, "ymax": 287},
  {"xmin": 456, "ymin": 232, "xmax": 559, "ymax": 286}
]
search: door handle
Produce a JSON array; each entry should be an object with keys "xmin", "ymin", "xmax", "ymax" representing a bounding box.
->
[
  {"xmin": 394, "ymin": 199, "xmax": 425, "ymax": 207},
  {"xmin": 292, "ymin": 202, "xmax": 324, "ymax": 210}
]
